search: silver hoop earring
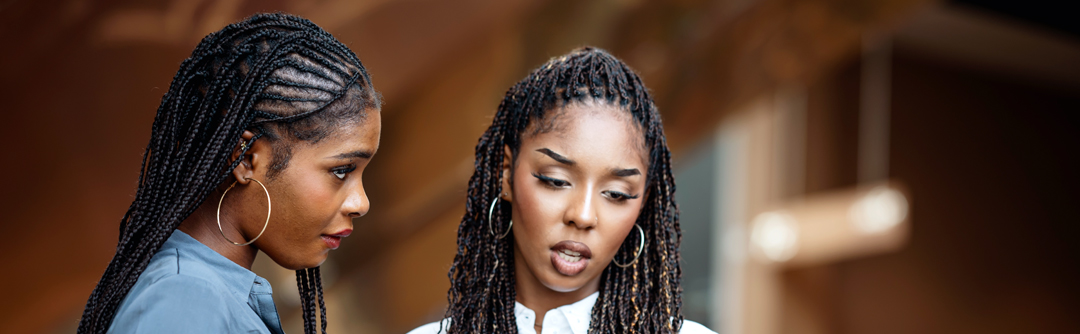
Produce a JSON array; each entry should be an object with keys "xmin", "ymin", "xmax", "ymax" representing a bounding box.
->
[
  {"xmin": 488, "ymin": 195, "xmax": 512, "ymax": 239},
  {"xmin": 217, "ymin": 178, "xmax": 271, "ymax": 246},
  {"xmin": 612, "ymin": 223, "xmax": 644, "ymax": 268}
]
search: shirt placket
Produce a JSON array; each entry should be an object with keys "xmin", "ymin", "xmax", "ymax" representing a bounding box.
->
[{"xmin": 248, "ymin": 277, "xmax": 285, "ymax": 334}]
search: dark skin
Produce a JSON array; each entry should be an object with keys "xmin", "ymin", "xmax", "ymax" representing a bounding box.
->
[
  {"xmin": 179, "ymin": 108, "xmax": 381, "ymax": 270},
  {"xmin": 500, "ymin": 102, "xmax": 648, "ymax": 330}
]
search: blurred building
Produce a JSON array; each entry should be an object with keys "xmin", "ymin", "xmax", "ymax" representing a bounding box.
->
[{"xmin": 1, "ymin": 0, "xmax": 1077, "ymax": 333}]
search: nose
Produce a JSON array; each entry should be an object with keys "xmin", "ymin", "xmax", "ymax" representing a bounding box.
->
[
  {"xmin": 564, "ymin": 184, "xmax": 598, "ymax": 229},
  {"xmin": 343, "ymin": 180, "xmax": 370, "ymax": 219}
]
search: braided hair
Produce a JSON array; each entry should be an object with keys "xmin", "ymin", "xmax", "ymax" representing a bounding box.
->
[
  {"xmin": 444, "ymin": 47, "xmax": 682, "ymax": 333},
  {"xmin": 78, "ymin": 13, "xmax": 379, "ymax": 334}
]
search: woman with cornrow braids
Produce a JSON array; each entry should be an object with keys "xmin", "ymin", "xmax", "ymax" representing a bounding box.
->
[
  {"xmin": 79, "ymin": 13, "xmax": 380, "ymax": 334},
  {"xmin": 409, "ymin": 47, "xmax": 715, "ymax": 334}
]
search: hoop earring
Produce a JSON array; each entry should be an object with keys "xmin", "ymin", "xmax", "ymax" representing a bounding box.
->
[
  {"xmin": 488, "ymin": 195, "xmax": 512, "ymax": 239},
  {"xmin": 612, "ymin": 224, "xmax": 645, "ymax": 268},
  {"xmin": 217, "ymin": 177, "xmax": 271, "ymax": 246}
]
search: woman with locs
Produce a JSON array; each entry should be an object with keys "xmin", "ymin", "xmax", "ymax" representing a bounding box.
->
[{"xmin": 410, "ymin": 47, "xmax": 715, "ymax": 334}]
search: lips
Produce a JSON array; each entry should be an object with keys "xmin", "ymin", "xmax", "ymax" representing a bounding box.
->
[
  {"xmin": 322, "ymin": 229, "xmax": 352, "ymax": 250},
  {"xmin": 550, "ymin": 240, "xmax": 592, "ymax": 276}
]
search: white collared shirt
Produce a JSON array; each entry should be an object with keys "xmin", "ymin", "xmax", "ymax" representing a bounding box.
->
[{"xmin": 408, "ymin": 292, "xmax": 716, "ymax": 334}]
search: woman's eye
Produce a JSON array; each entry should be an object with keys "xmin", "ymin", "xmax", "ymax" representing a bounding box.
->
[
  {"xmin": 603, "ymin": 190, "xmax": 639, "ymax": 202},
  {"xmin": 332, "ymin": 165, "xmax": 357, "ymax": 180},
  {"xmin": 533, "ymin": 173, "xmax": 570, "ymax": 188}
]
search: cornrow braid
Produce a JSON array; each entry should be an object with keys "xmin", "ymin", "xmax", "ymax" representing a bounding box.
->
[
  {"xmin": 444, "ymin": 47, "xmax": 682, "ymax": 334},
  {"xmin": 79, "ymin": 13, "xmax": 378, "ymax": 334}
]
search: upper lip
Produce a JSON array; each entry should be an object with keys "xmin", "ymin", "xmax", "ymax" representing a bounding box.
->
[
  {"xmin": 551, "ymin": 240, "xmax": 592, "ymax": 258},
  {"xmin": 325, "ymin": 229, "xmax": 352, "ymax": 238}
]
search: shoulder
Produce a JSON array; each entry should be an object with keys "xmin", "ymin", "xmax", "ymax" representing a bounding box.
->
[
  {"xmin": 142, "ymin": 244, "xmax": 225, "ymax": 281},
  {"xmin": 127, "ymin": 246, "xmax": 234, "ymax": 304},
  {"xmin": 680, "ymin": 319, "xmax": 717, "ymax": 334},
  {"xmin": 134, "ymin": 272, "xmax": 230, "ymax": 302},
  {"xmin": 407, "ymin": 318, "xmax": 452, "ymax": 334},
  {"xmin": 109, "ymin": 260, "xmax": 235, "ymax": 333}
]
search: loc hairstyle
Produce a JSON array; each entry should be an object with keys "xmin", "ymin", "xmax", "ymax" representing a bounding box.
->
[
  {"xmin": 78, "ymin": 13, "xmax": 379, "ymax": 334},
  {"xmin": 443, "ymin": 47, "xmax": 682, "ymax": 333}
]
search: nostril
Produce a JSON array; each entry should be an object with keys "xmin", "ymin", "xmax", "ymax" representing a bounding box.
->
[{"xmin": 567, "ymin": 219, "xmax": 592, "ymax": 229}]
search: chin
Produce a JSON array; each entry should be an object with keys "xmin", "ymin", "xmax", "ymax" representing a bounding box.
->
[
  {"xmin": 271, "ymin": 252, "xmax": 328, "ymax": 271},
  {"xmin": 304, "ymin": 254, "xmax": 330, "ymax": 269},
  {"xmin": 539, "ymin": 273, "xmax": 589, "ymax": 293}
]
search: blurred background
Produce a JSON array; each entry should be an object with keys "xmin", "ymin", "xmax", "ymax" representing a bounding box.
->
[{"xmin": 2, "ymin": 0, "xmax": 1078, "ymax": 333}]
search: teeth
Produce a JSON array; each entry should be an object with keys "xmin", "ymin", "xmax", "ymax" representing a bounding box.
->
[
  {"xmin": 561, "ymin": 249, "xmax": 581, "ymax": 256},
  {"xmin": 557, "ymin": 251, "xmax": 582, "ymax": 262}
]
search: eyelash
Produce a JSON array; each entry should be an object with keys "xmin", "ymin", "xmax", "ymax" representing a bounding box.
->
[
  {"xmin": 532, "ymin": 173, "xmax": 640, "ymax": 202},
  {"xmin": 533, "ymin": 173, "xmax": 570, "ymax": 188},
  {"xmin": 332, "ymin": 164, "xmax": 357, "ymax": 180},
  {"xmin": 603, "ymin": 190, "xmax": 639, "ymax": 202}
]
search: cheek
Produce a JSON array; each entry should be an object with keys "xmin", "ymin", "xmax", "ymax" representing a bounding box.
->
[
  {"xmin": 293, "ymin": 180, "xmax": 335, "ymax": 205},
  {"xmin": 276, "ymin": 177, "xmax": 336, "ymax": 231},
  {"xmin": 597, "ymin": 203, "xmax": 644, "ymax": 256},
  {"xmin": 511, "ymin": 177, "xmax": 563, "ymax": 248}
]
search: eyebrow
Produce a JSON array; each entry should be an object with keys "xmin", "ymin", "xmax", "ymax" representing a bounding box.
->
[
  {"xmin": 329, "ymin": 150, "xmax": 373, "ymax": 160},
  {"xmin": 536, "ymin": 148, "xmax": 575, "ymax": 165},
  {"xmin": 612, "ymin": 168, "xmax": 641, "ymax": 177},
  {"xmin": 537, "ymin": 148, "xmax": 640, "ymax": 177}
]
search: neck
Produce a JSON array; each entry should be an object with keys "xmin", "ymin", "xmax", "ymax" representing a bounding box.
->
[
  {"xmin": 513, "ymin": 243, "xmax": 601, "ymax": 328},
  {"xmin": 177, "ymin": 190, "xmax": 259, "ymax": 270}
]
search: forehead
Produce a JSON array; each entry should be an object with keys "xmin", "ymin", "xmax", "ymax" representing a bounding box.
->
[
  {"xmin": 522, "ymin": 102, "xmax": 648, "ymax": 167},
  {"xmin": 295, "ymin": 108, "xmax": 382, "ymax": 156}
]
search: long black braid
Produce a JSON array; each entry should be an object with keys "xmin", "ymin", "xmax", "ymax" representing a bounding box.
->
[
  {"xmin": 78, "ymin": 13, "xmax": 379, "ymax": 334},
  {"xmin": 444, "ymin": 47, "xmax": 682, "ymax": 333}
]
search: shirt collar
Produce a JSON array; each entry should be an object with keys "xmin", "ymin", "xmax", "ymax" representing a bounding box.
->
[
  {"xmin": 163, "ymin": 230, "xmax": 283, "ymax": 334},
  {"xmin": 514, "ymin": 292, "xmax": 599, "ymax": 334},
  {"xmin": 163, "ymin": 230, "xmax": 258, "ymax": 300}
]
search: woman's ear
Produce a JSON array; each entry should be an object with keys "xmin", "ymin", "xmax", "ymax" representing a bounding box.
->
[
  {"xmin": 501, "ymin": 144, "xmax": 513, "ymax": 202},
  {"xmin": 229, "ymin": 130, "xmax": 260, "ymax": 185}
]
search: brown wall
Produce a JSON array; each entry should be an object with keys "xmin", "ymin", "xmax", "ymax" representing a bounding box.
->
[{"xmin": 782, "ymin": 45, "xmax": 1080, "ymax": 334}]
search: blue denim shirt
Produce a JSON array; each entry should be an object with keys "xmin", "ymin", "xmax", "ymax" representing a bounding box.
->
[{"xmin": 107, "ymin": 230, "xmax": 285, "ymax": 334}]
